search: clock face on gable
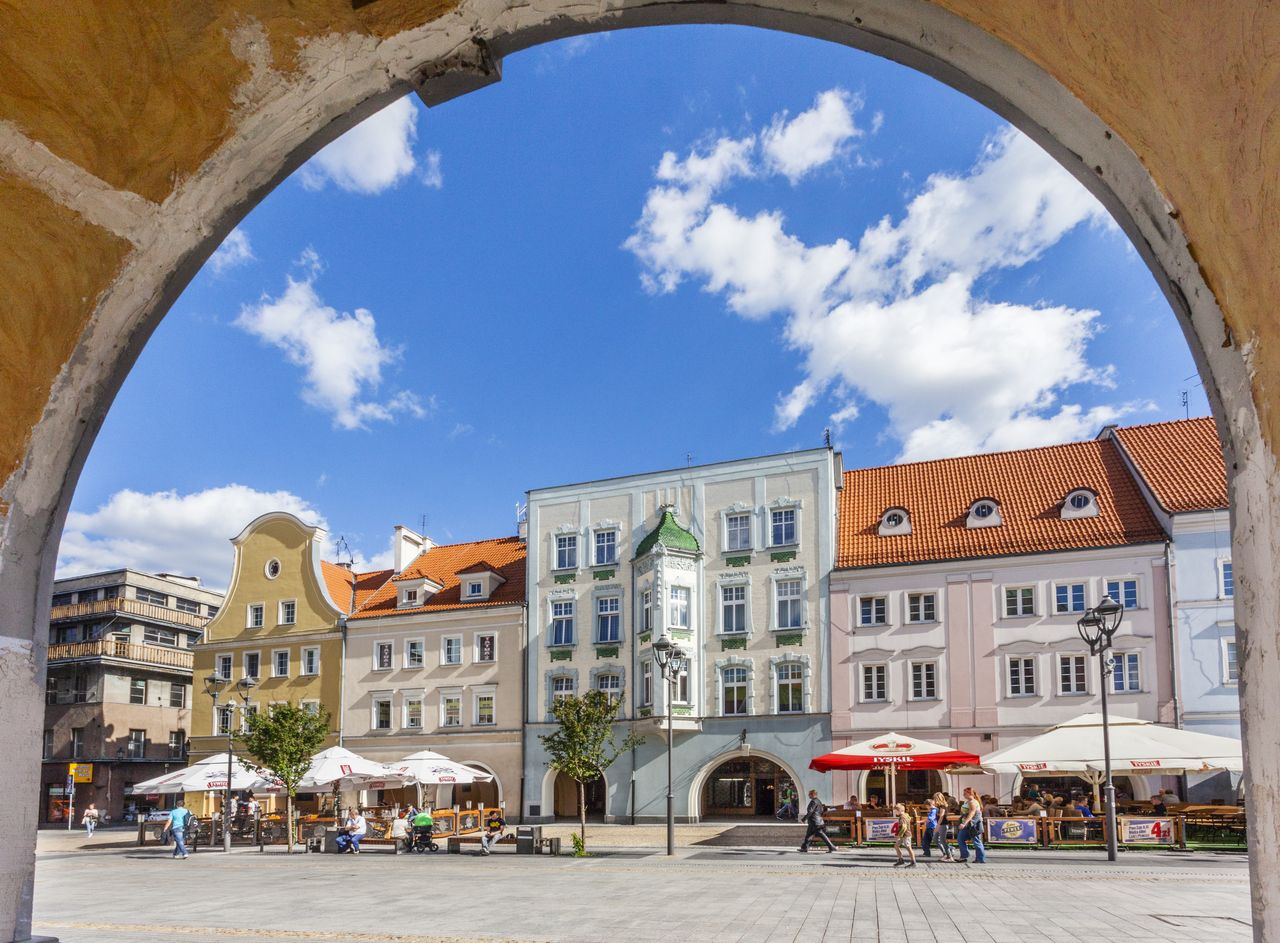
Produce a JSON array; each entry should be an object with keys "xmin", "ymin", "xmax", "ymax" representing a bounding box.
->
[{"xmin": 265, "ymin": 559, "xmax": 281, "ymax": 579}]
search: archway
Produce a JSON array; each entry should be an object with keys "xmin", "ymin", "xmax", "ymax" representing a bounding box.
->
[
  {"xmin": 1, "ymin": 5, "xmax": 1277, "ymax": 941},
  {"xmin": 552, "ymin": 772, "xmax": 606, "ymax": 821},
  {"xmin": 444, "ymin": 761, "xmax": 503, "ymax": 811},
  {"xmin": 700, "ymin": 755, "xmax": 796, "ymax": 819}
]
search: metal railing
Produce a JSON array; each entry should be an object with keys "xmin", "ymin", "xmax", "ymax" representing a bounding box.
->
[
  {"xmin": 47, "ymin": 638, "xmax": 195, "ymax": 669},
  {"xmin": 49, "ymin": 597, "xmax": 210, "ymax": 630}
]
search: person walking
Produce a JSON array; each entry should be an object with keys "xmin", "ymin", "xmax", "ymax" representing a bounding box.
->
[
  {"xmin": 892, "ymin": 803, "xmax": 917, "ymax": 868},
  {"xmin": 929, "ymin": 793, "xmax": 955, "ymax": 860},
  {"xmin": 163, "ymin": 799, "xmax": 193, "ymax": 859},
  {"xmin": 798, "ymin": 789, "xmax": 836, "ymax": 853},
  {"xmin": 956, "ymin": 787, "xmax": 986, "ymax": 864},
  {"xmin": 81, "ymin": 803, "xmax": 99, "ymax": 838}
]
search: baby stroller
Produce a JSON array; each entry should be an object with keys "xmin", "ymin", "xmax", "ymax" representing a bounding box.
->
[{"xmin": 409, "ymin": 824, "xmax": 439, "ymax": 853}]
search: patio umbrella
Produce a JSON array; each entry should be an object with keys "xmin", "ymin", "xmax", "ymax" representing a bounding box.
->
[
  {"xmin": 809, "ymin": 733, "xmax": 981, "ymax": 806},
  {"xmin": 386, "ymin": 750, "xmax": 494, "ymax": 808},
  {"xmin": 126, "ymin": 753, "xmax": 282, "ymax": 795},
  {"xmin": 296, "ymin": 746, "xmax": 416, "ymax": 792}
]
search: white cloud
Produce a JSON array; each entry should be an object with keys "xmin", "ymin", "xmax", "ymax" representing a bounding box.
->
[
  {"xmin": 209, "ymin": 228, "xmax": 254, "ymax": 274},
  {"xmin": 57, "ymin": 486, "xmax": 327, "ymax": 589},
  {"xmin": 234, "ymin": 252, "xmax": 427, "ymax": 430},
  {"xmin": 626, "ymin": 96, "xmax": 1121, "ymax": 460},
  {"xmin": 299, "ymin": 97, "xmax": 420, "ymax": 195},
  {"xmin": 421, "ymin": 149, "xmax": 443, "ymax": 189}
]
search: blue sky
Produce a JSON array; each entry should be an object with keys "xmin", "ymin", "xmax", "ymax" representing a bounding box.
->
[{"xmin": 57, "ymin": 26, "xmax": 1207, "ymax": 586}]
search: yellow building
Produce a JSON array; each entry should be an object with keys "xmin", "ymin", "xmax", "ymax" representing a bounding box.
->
[{"xmin": 190, "ymin": 512, "xmax": 392, "ymax": 771}]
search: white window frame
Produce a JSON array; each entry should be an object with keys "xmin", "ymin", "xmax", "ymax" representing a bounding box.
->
[
  {"xmin": 720, "ymin": 664, "xmax": 750, "ymax": 717},
  {"xmin": 214, "ymin": 704, "xmax": 234, "ymax": 736},
  {"xmin": 466, "ymin": 580, "xmax": 484, "ymax": 598},
  {"xmin": 594, "ymin": 672, "xmax": 622, "ymax": 702},
  {"xmin": 1110, "ymin": 651, "xmax": 1142, "ymax": 693},
  {"xmin": 858, "ymin": 595, "xmax": 888, "ymax": 627},
  {"xmin": 640, "ymin": 590, "xmax": 653, "ymax": 634},
  {"xmin": 242, "ymin": 650, "xmax": 261, "ymax": 681},
  {"xmin": 718, "ymin": 580, "xmax": 750, "ymax": 635},
  {"xmin": 555, "ymin": 534, "xmax": 578, "ymax": 571},
  {"xmin": 215, "ymin": 653, "xmax": 233, "ymax": 681},
  {"xmin": 640, "ymin": 660, "xmax": 653, "ymax": 706},
  {"xmin": 1057, "ymin": 653, "xmax": 1089, "ymax": 696},
  {"xmin": 593, "ymin": 528, "xmax": 619, "ymax": 566},
  {"xmin": 371, "ymin": 694, "xmax": 394, "ymax": 732},
  {"xmin": 769, "ymin": 504, "xmax": 800, "ymax": 548},
  {"xmin": 271, "ymin": 649, "xmax": 289, "ymax": 678},
  {"xmin": 772, "ymin": 575, "xmax": 806, "ymax": 631},
  {"xmin": 906, "ymin": 591, "xmax": 938, "ymax": 624},
  {"xmin": 1105, "ymin": 577, "xmax": 1140, "ymax": 610},
  {"xmin": 1218, "ymin": 559, "xmax": 1234, "ymax": 599},
  {"xmin": 1221, "ymin": 636, "xmax": 1239, "ymax": 684},
  {"xmin": 1053, "ymin": 581, "xmax": 1087, "ymax": 615},
  {"xmin": 475, "ymin": 633, "xmax": 497, "ymax": 663},
  {"xmin": 860, "ymin": 663, "xmax": 889, "ymax": 703},
  {"xmin": 300, "ymin": 699, "xmax": 320, "ymax": 715},
  {"xmin": 405, "ymin": 638, "xmax": 425, "ymax": 669},
  {"xmin": 473, "ymin": 687, "xmax": 497, "ymax": 726},
  {"xmin": 550, "ymin": 675, "xmax": 575, "ymax": 705},
  {"xmin": 440, "ymin": 689, "xmax": 464, "ymax": 727},
  {"xmin": 668, "ymin": 585, "xmax": 691, "ymax": 629},
  {"xmin": 550, "ymin": 599, "xmax": 575, "ymax": 647},
  {"xmin": 300, "ymin": 646, "xmax": 320, "ymax": 676},
  {"xmin": 246, "ymin": 602, "xmax": 265, "ymax": 629},
  {"xmin": 595, "ymin": 594, "xmax": 622, "ymax": 643},
  {"xmin": 373, "ymin": 640, "xmax": 394, "ymax": 672},
  {"xmin": 441, "ymin": 635, "xmax": 464, "ymax": 666},
  {"xmin": 909, "ymin": 660, "xmax": 939, "ymax": 701},
  {"xmin": 278, "ymin": 599, "xmax": 297, "ymax": 626},
  {"xmin": 1007, "ymin": 655, "xmax": 1037, "ymax": 697},
  {"xmin": 1003, "ymin": 586, "xmax": 1035, "ymax": 618},
  {"xmin": 774, "ymin": 660, "xmax": 805, "ymax": 714},
  {"xmin": 403, "ymin": 693, "xmax": 424, "ymax": 729},
  {"xmin": 722, "ymin": 507, "xmax": 755, "ymax": 553}
]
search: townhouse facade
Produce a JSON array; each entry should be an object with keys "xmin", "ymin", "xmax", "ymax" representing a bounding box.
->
[
  {"xmin": 41, "ymin": 569, "xmax": 222, "ymax": 823},
  {"xmin": 522, "ymin": 448, "xmax": 842, "ymax": 822}
]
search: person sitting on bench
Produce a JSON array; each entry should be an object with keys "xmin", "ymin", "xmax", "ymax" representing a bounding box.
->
[
  {"xmin": 335, "ymin": 807, "xmax": 367, "ymax": 854},
  {"xmin": 480, "ymin": 810, "xmax": 506, "ymax": 856}
]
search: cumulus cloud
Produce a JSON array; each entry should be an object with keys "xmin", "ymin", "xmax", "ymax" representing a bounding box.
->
[
  {"xmin": 626, "ymin": 93, "xmax": 1126, "ymax": 460},
  {"xmin": 235, "ymin": 251, "xmax": 428, "ymax": 430},
  {"xmin": 209, "ymin": 228, "xmax": 254, "ymax": 274},
  {"xmin": 299, "ymin": 97, "xmax": 421, "ymax": 195}
]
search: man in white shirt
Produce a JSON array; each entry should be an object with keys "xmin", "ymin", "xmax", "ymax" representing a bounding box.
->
[{"xmin": 336, "ymin": 808, "xmax": 368, "ymax": 854}]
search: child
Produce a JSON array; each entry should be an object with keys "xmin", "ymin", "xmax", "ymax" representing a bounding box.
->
[{"xmin": 892, "ymin": 803, "xmax": 917, "ymax": 868}]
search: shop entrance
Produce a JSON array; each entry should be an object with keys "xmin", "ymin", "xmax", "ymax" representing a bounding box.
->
[
  {"xmin": 553, "ymin": 773, "xmax": 605, "ymax": 820},
  {"xmin": 702, "ymin": 756, "xmax": 796, "ymax": 818}
]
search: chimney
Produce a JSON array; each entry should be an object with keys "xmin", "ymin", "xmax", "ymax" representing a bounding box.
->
[{"xmin": 393, "ymin": 525, "xmax": 426, "ymax": 573}]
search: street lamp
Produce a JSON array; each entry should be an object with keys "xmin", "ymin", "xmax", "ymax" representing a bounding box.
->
[
  {"xmin": 651, "ymin": 631, "xmax": 687, "ymax": 857},
  {"xmin": 1076, "ymin": 593, "xmax": 1125, "ymax": 862},
  {"xmin": 205, "ymin": 674, "xmax": 256, "ymax": 852}
]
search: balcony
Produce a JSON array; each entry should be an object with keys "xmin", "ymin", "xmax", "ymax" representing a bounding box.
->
[
  {"xmin": 47, "ymin": 638, "xmax": 194, "ymax": 671},
  {"xmin": 48, "ymin": 597, "xmax": 210, "ymax": 630}
]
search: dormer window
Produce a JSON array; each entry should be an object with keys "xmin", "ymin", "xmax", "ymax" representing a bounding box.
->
[
  {"xmin": 456, "ymin": 564, "xmax": 503, "ymax": 602},
  {"xmin": 878, "ymin": 507, "xmax": 912, "ymax": 537},
  {"xmin": 467, "ymin": 581, "xmax": 483, "ymax": 597},
  {"xmin": 396, "ymin": 575, "xmax": 443, "ymax": 608},
  {"xmin": 402, "ymin": 589, "xmax": 418, "ymax": 605},
  {"xmin": 1061, "ymin": 488, "xmax": 1100, "ymax": 520},
  {"xmin": 967, "ymin": 498, "xmax": 1002, "ymax": 528}
]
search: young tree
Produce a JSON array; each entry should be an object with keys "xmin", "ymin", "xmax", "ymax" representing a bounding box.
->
[
  {"xmin": 539, "ymin": 690, "xmax": 644, "ymax": 851},
  {"xmin": 236, "ymin": 703, "xmax": 331, "ymax": 852}
]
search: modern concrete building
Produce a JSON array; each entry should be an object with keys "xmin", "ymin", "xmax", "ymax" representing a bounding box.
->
[
  {"xmin": 829, "ymin": 438, "xmax": 1175, "ymax": 804},
  {"xmin": 522, "ymin": 448, "xmax": 841, "ymax": 823},
  {"xmin": 343, "ymin": 531, "xmax": 526, "ymax": 813},
  {"xmin": 40, "ymin": 569, "xmax": 223, "ymax": 823}
]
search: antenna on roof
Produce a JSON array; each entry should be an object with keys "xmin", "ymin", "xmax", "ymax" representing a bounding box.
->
[
  {"xmin": 335, "ymin": 535, "xmax": 355, "ymax": 567},
  {"xmin": 824, "ymin": 427, "xmax": 832, "ymax": 448},
  {"xmin": 1180, "ymin": 390, "xmax": 1189, "ymax": 420},
  {"xmin": 686, "ymin": 452, "xmax": 693, "ymax": 467},
  {"xmin": 419, "ymin": 513, "xmax": 428, "ymax": 536}
]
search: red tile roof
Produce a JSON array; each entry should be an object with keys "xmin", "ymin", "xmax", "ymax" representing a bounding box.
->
[
  {"xmin": 350, "ymin": 537, "xmax": 526, "ymax": 619},
  {"xmin": 837, "ymin": 438, "xmax": 1167, "ymax": 570},
  {"xmin": 320, "ymin": 561, "xmax": 393, "ymax": 614},
  {"xmin": 1112, "ymin": 417, "xmax": 1228, "ymax": 513}
]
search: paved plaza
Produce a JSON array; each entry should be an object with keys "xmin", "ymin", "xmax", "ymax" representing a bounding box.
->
[{"xmin": 30, "ymin": 829, "xmax": 1252, "ymax": 943}]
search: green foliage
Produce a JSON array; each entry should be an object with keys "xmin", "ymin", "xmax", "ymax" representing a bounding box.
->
[
  {"xmin": 570, "ymin": 832, "xmax": 589, "ymax": 857},
  {"xmin": 235, "ymin": 703, "xmax": 331, "ymax": 798}
]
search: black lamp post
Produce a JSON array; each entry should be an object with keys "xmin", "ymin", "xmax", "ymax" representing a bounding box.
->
[
  {"xmin": 1076, "ymin": 593, "xmax": 1125, "ymax": 862},
  {"xmin": 651, "ymin": 631, "xmax": 687, "ymax": 857},
  {"xmin": 205, "ymin": 674, "xmax": 255, "ymax": 853}
]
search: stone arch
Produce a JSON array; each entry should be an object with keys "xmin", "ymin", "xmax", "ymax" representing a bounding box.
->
[
  {"xmin": 438, "ymin": 760, "xmax": 504, "ymax": 811},
  {"xmin": 1, "ymin": 4, "xmax": 1277, "ymax": 939},
  {"xmin": 540, "ymin": 764, "xmax": 610, "ymax": 821},
  {"xmin": 688, "ymin": 747, "xmax": 807, "ymax": 821}
]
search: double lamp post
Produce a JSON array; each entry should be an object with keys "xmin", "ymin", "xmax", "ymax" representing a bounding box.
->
[
  {"xmin": 651, "ymin": 631, "xmax": 687, "ymax": 857},
  {"xmin": 1075, "ymin": 593, "xmax": 1125, "ymax": 862},
  {"xmin": 205, "ymin": 674, "xmax": 256, "ymax": 853}
]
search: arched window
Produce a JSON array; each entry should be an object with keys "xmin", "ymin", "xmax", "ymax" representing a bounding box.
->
[
  {"xmin": 878, "ymin": 507, "xmax": 912, "ymax": 536},
  {"xmin": 722, "ymin": 666, "xmax": 748, "ymax": 716},
  {"xmin": 966, "ymin": 498, "xmax": 1002, "ymax": 528},
  {"xmin": 1061, "ymin": 488, "xmax": 1100, "ymax": 520}
]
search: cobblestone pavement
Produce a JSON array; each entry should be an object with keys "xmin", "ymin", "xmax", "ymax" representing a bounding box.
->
[{"xmin": 33, "ymin": 830, "xmax": 1252, "ymax": 943}]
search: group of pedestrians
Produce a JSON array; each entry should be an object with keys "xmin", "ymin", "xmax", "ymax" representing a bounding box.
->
[{"xmin": 797, "ymin": 786, "xmax": 988, "ymax": 864}]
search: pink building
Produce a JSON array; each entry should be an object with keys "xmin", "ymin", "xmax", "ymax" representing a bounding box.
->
[{"xmin": 829, "ymin": 438, "xmax": 1174, "ymax": 804}]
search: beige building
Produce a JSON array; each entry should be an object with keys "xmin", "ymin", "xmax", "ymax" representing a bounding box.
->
[{"xmin": 343, "ymin": 530, "xmax": 526, "ymax": 814}]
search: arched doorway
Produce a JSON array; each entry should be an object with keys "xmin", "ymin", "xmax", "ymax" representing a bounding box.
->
[
  {"xmin": 701, "ymin": 756, "xmax": 796, "ymax": 818},
  {"xmin": 553, "ymin": 772, "xmax": 606, "ymax": 821},
  {"xmin": 440, "ymin": 762, "xmax": 502, "ymax": 811}
]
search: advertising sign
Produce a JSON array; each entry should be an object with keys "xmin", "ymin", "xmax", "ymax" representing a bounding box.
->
[
  {"xmin": 1119, "ymin": 817, "xmax": 1175, "ymax": 844},
  {"xmin": 68, "ymin": 762, "xmax": 94, "ymax": 783},
  {"xmin": 863, "ymin": 818, "xmax": 898, "ymax": 842},
  {"xmin": 985, "ymin": 818, "xmax": 1038, "ymax": 844}
]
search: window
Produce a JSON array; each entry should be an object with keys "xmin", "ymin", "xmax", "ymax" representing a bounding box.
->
[
  {"xmin": 1223, "ymin": 639, "xmax": 1239, "ymax": 683},
  {"xmin": 1069, "ymin": 491, "xmax": 1092, "ymax": 510},
  {"xmin": 596, "ymin": 596, "xmax": 621, "ymax": 643},
  {"xmin": 135, "ymin": 588, "xmax": 167, "ymax": 606},
  {"xmin": 175, "ymin": 597, "xmax": 199, "ymax": 614},
  {"xmin": 102, "ymin": 585, "xmax": 119, "ymax": 601},
  {"xmin": 265, "ymin": 558, "xmax": 281, "ymax": 579},
  {"xmin": 726, "ymin": 513, "xmax": 752, "ymax": 551},
  {"xmin": 42, "ymin": 729, "xmax": 53, "ymax": 759},
  {"xmin": 641, "ymin": 661, "xmax": 653, "ymax": 706},
  {"xmin": 967, "ymin": 500, "xmax": 1001, "ymax": 527},
  {"xmin": 273, "ymin": 650, "xmax": 289, "ymax": 678},
  {"xmin": 372, "ymin": 697, "xmax": 392, "ymax": 731},
  {"xmin": 550, "ymin": 677, "xmax": 574, "ymax": 705},
  {"xmin": 669, "ymin": 586, "xmax": 690, "ymax": 628},
  {"xmin": 551, "ymin": 601, "xmax": 575, "ymax": 646},
  {"xmin": 673, "ymin": 666, "xmax": 690, "ymax": 704},
  {"xmin": 216, "ymin": 654, "xmax": 232, "ymax": 680},
  {"xmin": 239, "ymin": 703, "xmax": 258, "ymax": 732},
  {"xmin": 907, "ymin": 592, "xmax": 937, "ymax": 623},
  {"xmin": 169, "ymin": 682, "xmax": 185, "ymax": 708},
  {"xmin": 51, "ymin": 592, "xmax": 74, "ymax": 607},
  {"xmin": 206, "ymin": 604, "xmax": 219, "ymax": 618},
  {"xmin": 301, "ymin": 647, "xmax": 320, "ymax": 676},
  {"xmin": 71, "ymin": 727, "xmax": 85, "ymax": 758},
  {"xmin": 861, "ymin": 664, "xmax": 887, "ymax": 702},
  {"xmin": 1055, "ymin": 582, "xmax": 1086, "ymax": 614},
  {"xmin": 770, "ymin": 508, "xmax": 797, "ymax": 546},
  {"xmin": 475, "ymin": 692, "xmax": 496, "ymax": 725},
  {"xmin": 442, "ymin": 636, "xmax": 463, "ymax": 666},
  {"xmin": 1221, "ymin": 561, "xmax": 1234, "ymax": 599},
  {"xmin": 168, "ymin": 731, "xmax": 184, "ymax": 759},
  {"xmin": 143, "ymin": 626, "xmax": 179, "ymax": 647},
  {"xmin": 859, "ymin": 596, "xmax": 887, "ymax": 626},
  {"xmin": 1111, "ymin": 652, "xmax": 1141, "ymax": 692},
  {"xmin": 279, "ymin": 600, "xmax": 296, "ymax": 625},
  {"xmin": 555, "ymin": 534, "xmax": 578, "ymax": 570},
  {"xmin": 1106, "ymin": 578, "xmax": 1139, "ymax": 609},
  {"xmin": 402, "ymin": 589, "xmax": 419, "ymax": 606},
  {"xmin": 215, "ymin": 705, "xmax": 233, "ymax": 735},
  {"xmin": 1008, "ymin": 657, "xmax": 1036, "ymax": 696},
  {"xmin": 129, "ymin": 677, "xmax": 146, "ymax": 705},
  {"xmin": 243, "ymin": 652, "xmax": 260, "ymax": 680},
  {"xmin": 595, "ymin": 673, "xmax": 621, "ymax": 702},
  {"xmin": 405, "ymin": 696, "xmax": 423, "ymax": 729},
  {"xmin": 641, "ymin": 590, "xmax": 653, "ymax": 633},
  {"xmin": 776, "ymin": 662, "xmax": 803, "ymax": 713},
  {"xmin": 721, "ymin": 585, "xmax": 748, "ymax": 633},
  {"xmin": 722, "ymin": 667, "xmax": 748, "ymax": 716},
  {"xmin": 300, "ymin": 700, "xmax": 320, "ymax": 715},
  {"xmin": 1058, "ymin": 655, "xmax": 1088, "ymax": 695},
  {"xmin": 374, "ymin": 641, "xmax": 393, "ymax": 670},
  {"xmin": 247, "ymin": 603, "xmax": 264, "ymax": 628},
  {"xmin": 879, "ymin": 507, "xmax": 911, "ymax": 536},
  {"xmin": 594, "ymin": 530, "xmax": 617, "ymax": 566},
  {"xmin": 126, "ymin": 729, "xmax": 146, "ymax": 759},
  {"xmin": 775, "ymin": 579, "xmax": 804, "ymax": 629},
  {"xmin": 405, "ymin": 639, "xmax": 424, "ymax": 668},
  {"xmin": 466, "ymin": 581, "xmax": 483, "ymax": 597},
  {"xmin": 910, "ymin": 661, "xmax": 938, "ymax": 700},
  {"xmin": 1004, "ymin": 587, "xmax": 1034, "ymax": 617},
  {"xmin": 476, "ymin": 634, "xmax": 496, "ymax": 663}
]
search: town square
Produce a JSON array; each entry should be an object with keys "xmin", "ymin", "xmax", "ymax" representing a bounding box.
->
[{"xmin": 1, "ymin": 3, "xmax": 1276, "ymax": 943}]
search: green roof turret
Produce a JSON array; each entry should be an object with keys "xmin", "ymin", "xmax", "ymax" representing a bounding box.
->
[{"xmin": 634, "ymin": 506, "xmax": 700, "ymax": 558}]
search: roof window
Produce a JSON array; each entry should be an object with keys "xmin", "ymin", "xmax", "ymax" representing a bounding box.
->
[
  {"xmin": 1061, "ymin": 488, "xmax": 1100, "ymax": 520},
  {"xmin": 966, "ymin": 498, "xmax": 1002, "ymax": 529},
  {"xmin": 878, "ymin": 507, "xmax": 912, "ymax": 537}
]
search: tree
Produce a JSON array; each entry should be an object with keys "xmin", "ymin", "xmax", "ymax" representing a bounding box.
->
[
  {"xmin": 539, "ymin": 690, "xmax": 644, "ymax": 851},
  {"xmin": 236, "ymin": 703, "xmax": 331, "ymax": 852}
]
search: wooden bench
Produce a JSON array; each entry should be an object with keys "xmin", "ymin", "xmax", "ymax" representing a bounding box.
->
[{"xmin": 446, "ymin": 834, "xmax": 517, "ymax": 854}]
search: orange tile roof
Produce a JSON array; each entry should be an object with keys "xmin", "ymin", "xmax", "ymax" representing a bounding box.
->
[
  {"xmin": 350, "ymin": 536, "xmax": 526, "ymax": 619},
  {"xmin": 320, "ymin": 561, "xmax": 393, "ymax": 614},
  {"xmin": 837, "ymin": 438, "xmax": 1167, "ymax": 570},
  {"xmin": 1112, "ymin": 417, "xmax": 1228, "ymax": 513}
]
